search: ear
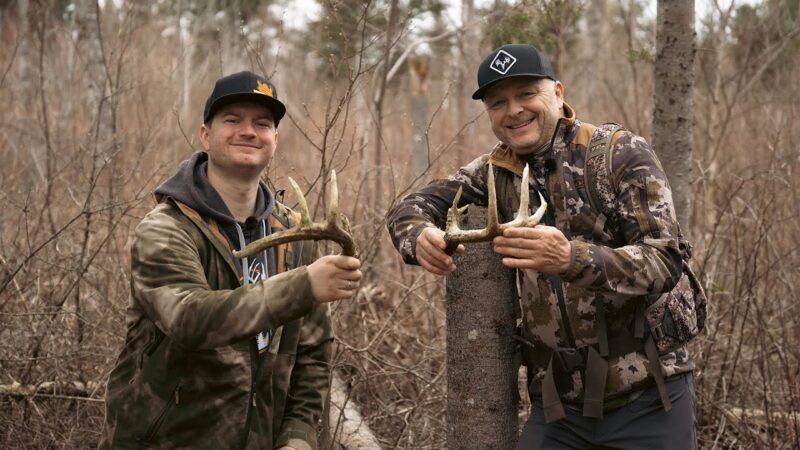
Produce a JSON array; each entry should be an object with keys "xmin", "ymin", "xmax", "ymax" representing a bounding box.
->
[
  {"xmin": 199, "ymin": 123, "xmax": 210, "ymax": 150},
  {"xmin": 554, "ymin": 81, "xmax": 565, "ymax": 107},
  {"xmin": 554, "ymin": 81, "xmax": 565, "ymax": 108}
]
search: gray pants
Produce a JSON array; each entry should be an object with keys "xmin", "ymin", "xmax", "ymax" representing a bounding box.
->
[{"xmin": 516, "ymin": 373, "xmax": 697, "ymax": 450}]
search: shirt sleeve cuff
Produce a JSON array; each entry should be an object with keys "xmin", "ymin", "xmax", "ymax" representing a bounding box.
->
[{"xmin": 560, "ymin": 239, "xmax": 589, "ymax": 281}]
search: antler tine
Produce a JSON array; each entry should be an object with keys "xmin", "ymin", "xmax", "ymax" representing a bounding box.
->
[
  {"xmin": 288, "ymin": 177, "xmax": 312, "ymax": 226},
  {"xmin": 529, "ymin": 191, "xmax": 547, "ymax": 225},
  {"xmin": 507, "ymin": 163, "xmax": 546, "ymax": 228},
  {"xmin": 328, "ymin": 170, "xmax": 359, "ymax": 257},
  {"xmin": 442, "ymin": 186, "xmax": 465, "ymax": 254},
  {"xmin": 326, "ymin": 169, "xmax": 339, "ymax": 225},
  {"xmin": 232, "ymin": 170, "xmax": 359, "ymax": 259},
  {"xmin": 445, "ymin": 186, "xmax": 465, "ymax": 234},
  {"xmin": 516, "ymin": 164, "xmax": 531, "ymax": 220},
  {"xmin": 486, "ymin": 163, "xmax": 499, "ymax": 228},
  {"xmin": 442, "ymin": 162, "xmax": 548, "ymax": 255}
]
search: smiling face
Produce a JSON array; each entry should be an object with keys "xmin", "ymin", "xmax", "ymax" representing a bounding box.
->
[
  {"xmin": 482, "ymin": 77, "xmax": 564, "ymax": 156},
  {"xmin": 199, "ymin": 101, "xmax": 278, "ymax": 180}
]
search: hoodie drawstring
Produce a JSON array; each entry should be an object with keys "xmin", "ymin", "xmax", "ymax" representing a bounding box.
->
[{"xmin": 235, "ymin": 220, "xmax": 274, "ymax": 352}]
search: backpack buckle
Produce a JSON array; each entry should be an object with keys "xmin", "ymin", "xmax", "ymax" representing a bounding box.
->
[
  {"xmin": 554, "ymin": 347, "xmax": 587, "ymax": 372},
  {"xmin": 651, "ymin": 323, "xmax": 666, "ymax": 340}
]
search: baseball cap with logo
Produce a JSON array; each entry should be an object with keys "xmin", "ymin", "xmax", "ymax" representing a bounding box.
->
[
  {"xmin": 203, "ymin": 71, "xmax": 287, "ymax": 126},
  {"xmin": 472, "ymin": 44, "xmax": 557, "ymax": 100}
]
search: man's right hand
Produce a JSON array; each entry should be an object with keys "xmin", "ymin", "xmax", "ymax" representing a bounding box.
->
[
  {"xmin": 307, "ymin": 255, "xmax": 362, "ymax": 303},
  {"xmin": 415, "ymin": 227, "xmax": 465, "ymax": 276}
]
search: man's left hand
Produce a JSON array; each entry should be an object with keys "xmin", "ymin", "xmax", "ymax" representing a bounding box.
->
[{"xmin": 492, "ymin": 225, "xmax": 572, "ymax": 274}]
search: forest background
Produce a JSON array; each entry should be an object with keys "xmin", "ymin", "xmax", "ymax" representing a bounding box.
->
[{"xmin": 0, "ymin": 0, "xmax": 798, "ymax": 448}]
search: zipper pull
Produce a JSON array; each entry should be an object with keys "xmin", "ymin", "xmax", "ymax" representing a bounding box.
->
[
  {"xmin": 252, "ymin": 392, "xmax": 257, "ymax": 407},
  {"xmin": 174, "ymin": 385, "xmax": 181, "ymax": 405}
]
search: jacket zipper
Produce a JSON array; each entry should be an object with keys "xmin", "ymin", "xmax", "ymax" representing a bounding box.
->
[
  {"xmin": 240, "ymin": 339, "xmax": 262, "ymax": 449},
  {"xmin": 138, "ymin": 381, "xmax": 182, "ymax": 443}
]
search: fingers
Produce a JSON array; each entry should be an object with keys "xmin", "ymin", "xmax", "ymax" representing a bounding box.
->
[
  {"xmin": 492, "ymin": 226, "xmax": 572, "ymax": 274},
  {"xmin": 416, "ymin": 228, "xmax": 457, "ymax": 275},
  {"xmin": 331, "ymin": 256, "xmax": 363, "ymax": 289},
  {"xmin": 308, "ymin": 255, "xmax": 363, "ymax": 303},
  {"xmin": 493, "ymin": 226, "xmax": 549, "ymax": 250},
  {"xmin": 501, "ymin": 226, "xmax": 544, "ymax": 238},
  {"xmin": 418, "ymin": 257, "xmax": 453, "ymax": 276},
  {"xmin": 330, "ymin": 255, "xmax": 362, "ymax": 271},
  {"xmin": 500, "ymin": 257, "xmax": 537, "ymax": 270},
  {"xmin": 337, "ymin": 278, "xmax": 360, "ymax": 294},
  {"xmin": 317, "ymin": 255, "xmax": 362, "ymax": 279}
]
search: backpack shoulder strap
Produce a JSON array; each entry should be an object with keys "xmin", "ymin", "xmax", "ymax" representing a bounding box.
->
[{"xmin": 584, "ymin": 123, "xmax": 626, "ymax": 217}]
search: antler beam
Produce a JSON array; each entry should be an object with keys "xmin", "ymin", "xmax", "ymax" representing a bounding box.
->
[
  {"xmin": 443, "ymin": 163, "xmax": 547, "ymax": 254},
  {"xmin": 234, "ymin": 170, "xmax": 358, "ymax": 258}
]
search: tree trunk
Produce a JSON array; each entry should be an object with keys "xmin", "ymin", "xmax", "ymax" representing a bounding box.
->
[
  {"xmin": 75, "ymin": 0, "xmax": 111, "ymax": 149},
  {"xmin": 584, "ymin": 0, "xmax": 608, "ymax": 109},
  {"xmin": 445, "ymin": 206, "xmax": 519, "ymax": 450},
  {"xmin": 74, "ymin": 0, "xmax": 114, "ymax": 381},
  {"xmin": 409, "ymin": 55, "xmax": 430, "ymax": 183},
  {"xmin": 15, "ymin": 0, "xmax": 32, "ymax": 98},
  {"xmin": 652, "ymin": 0, "xmax": 695, "ymax": 235},
  {"xmin": 454, "ymin": 0, "xmax": 478, "ymax": 157},
  {"xmin": 371, "ymin": 0, "xmax": 400, "ymax": 214}
]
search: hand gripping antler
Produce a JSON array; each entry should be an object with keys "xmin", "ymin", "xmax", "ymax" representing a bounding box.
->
[
  {"xmin": 443, "ymin": 163, "xmax": 547, "ymax": 254},
  {"xmin": 233, "ymin": 170, "xmax": 358, "ymax": 258}
]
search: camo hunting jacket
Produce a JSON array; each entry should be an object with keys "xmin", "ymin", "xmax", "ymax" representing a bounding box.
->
[
  {"xmin": 386, "ymin": 104, "xmax": 693, "ymax": 406},
  {"xmin": 100, "ymin": 199, "xmax": 331, "ymax": 450}
]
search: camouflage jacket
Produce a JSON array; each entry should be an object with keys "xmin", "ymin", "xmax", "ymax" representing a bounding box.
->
[
  {"xmin": 387, "ymin": 104, "xmax": 693, "ymax": 406},
  {"xmin": 100, "ymin": 199, "xmax": 331, "ymax": 450}
]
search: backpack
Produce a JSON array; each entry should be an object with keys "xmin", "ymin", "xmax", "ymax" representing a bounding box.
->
[{"xmin": 582, "ymin": 123, "xmax": 707, "ymax": 354}]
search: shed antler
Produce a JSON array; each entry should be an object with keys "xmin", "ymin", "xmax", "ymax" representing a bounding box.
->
[
  {"xmin": 443, "ymin": 163, "xmax": 547, "ymax": 254},
  {"xmin": 234, "ymin": 170, "xmax": 358, "ymax": 258}
]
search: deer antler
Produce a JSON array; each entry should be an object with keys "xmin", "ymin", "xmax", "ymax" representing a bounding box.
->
[
  {"xmin": 233, "ymin": 170, "xmax": 358, "ymax": 258},
  {"xmin": 443, "ymin": 163, "xmax": 547, "ymax": 254}
]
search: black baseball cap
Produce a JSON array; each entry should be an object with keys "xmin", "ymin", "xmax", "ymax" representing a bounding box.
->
[
  {"xmin": 472, "ymin": 44, "xmax": 557, "ymax": 100},
  {"xmin": 203, "ymin": 71, "xmax": 287, "ymax": 126}
]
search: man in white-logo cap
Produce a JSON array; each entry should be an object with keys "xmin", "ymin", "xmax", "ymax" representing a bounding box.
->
[{"xmin": 387, "ymin": 44, "xmax": 702, "ymax": 449}]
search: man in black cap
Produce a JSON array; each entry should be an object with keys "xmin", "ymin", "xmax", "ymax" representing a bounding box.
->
[
  {"xmin": 100, "ymin": 71, "xmax": 362, "ymax": 449},
  {"xmin": 387, "ymin": 45, "xmax": 701, "ymax": 448}
]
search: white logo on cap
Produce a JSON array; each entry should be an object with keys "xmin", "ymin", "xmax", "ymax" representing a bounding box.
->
[{"xmin": 490, "ymin": 50, "xmax": 517, "ymax": 75}]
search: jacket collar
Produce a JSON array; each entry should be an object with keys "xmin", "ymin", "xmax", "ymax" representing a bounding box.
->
[
  {"xmin": 171, "ymin": 199, "xmax": 241, "ymax": 277},
  {"xmin": 170, "ymin": 198, "xmax": 299, "ymax": 282}
]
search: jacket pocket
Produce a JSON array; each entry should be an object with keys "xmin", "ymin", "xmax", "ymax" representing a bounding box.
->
[
  {"xmin": 644, "ymin": 269, "xmax": 702, "ymax": 353},
  {"xmin": 137, "ymin": 381, "xmax": 182, "ymax": 444}
]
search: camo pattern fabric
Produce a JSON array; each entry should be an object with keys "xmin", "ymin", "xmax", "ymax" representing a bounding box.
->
[
  {"xmin": 100, "ymin": 199, "xmax": 331, "ymax": 450},
  {"xmin": 386, "ymin": 103, "xmax": 693, "ymax": 406},
  {"xmin": 645, "ymin": 262, "xmax": 707, "ymax": 354}
]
